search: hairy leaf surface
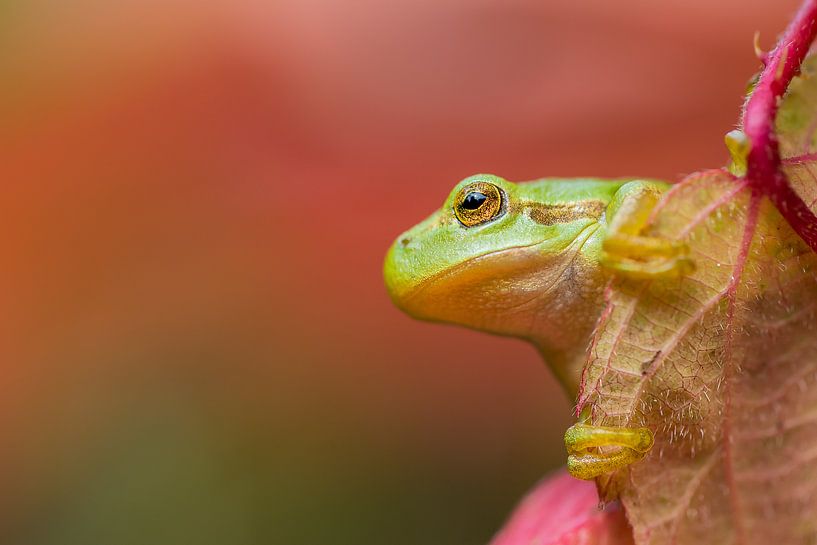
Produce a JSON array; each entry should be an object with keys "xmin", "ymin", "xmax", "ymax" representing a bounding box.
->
[{"xmin": 576, "ymin": 78, "xmax": 817, "ymax": 545}]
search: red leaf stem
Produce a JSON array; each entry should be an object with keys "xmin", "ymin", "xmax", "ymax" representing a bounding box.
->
[{"xmin": 742, "ymin": 0, "xmax": 817, "ymax": 249}]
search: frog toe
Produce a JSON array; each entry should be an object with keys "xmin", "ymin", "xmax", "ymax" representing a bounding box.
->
[
  {"xmin": 564, "ymin": 423, "xmax": 654, "ymax": 479},
  {"xmin": 567, "ymin": 447, "xmax": 648, "ymax": 480},
  {"xmin": 601, "ymin": 234, "xmax": 695, "ymax": 279}
]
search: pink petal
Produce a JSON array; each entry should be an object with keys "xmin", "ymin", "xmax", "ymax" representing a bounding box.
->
[{"xmin": 489, "ymin": 470, "xmax": 635, "ymax": 545}]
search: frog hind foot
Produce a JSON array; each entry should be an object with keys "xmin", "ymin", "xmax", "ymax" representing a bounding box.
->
[{"xmin": 564, "ymin": 423, "xmax": 654, "ymax": 480}]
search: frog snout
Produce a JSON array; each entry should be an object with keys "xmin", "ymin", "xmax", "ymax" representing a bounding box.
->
[
  {"xmin": 384, "ymin": 208, "xmax": 446, "ymax": 316},
  {"xmin": 383, "ymin": 235, "xmax": 412, "ymax": 306}
]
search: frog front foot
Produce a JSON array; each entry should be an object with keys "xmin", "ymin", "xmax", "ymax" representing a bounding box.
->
[
  {"xmin": 600, "ymin": 233, "xmax": 695, "ymax": 279},
  {"xmin": 601, "ymin": 180, "xmax": 694, "ymax": 279},
  {"xmin": 564, "ymin": 423, "xmax": 654, "ymax": 480}
]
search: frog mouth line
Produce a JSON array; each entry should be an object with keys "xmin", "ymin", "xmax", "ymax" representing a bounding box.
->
[
  {"xmin": 398, "ymin": 237, "xmax": 554, "ymax": 306},
  {"xmin": 400, "ymin": 221, "xmax": 600, "ymax": 307}
]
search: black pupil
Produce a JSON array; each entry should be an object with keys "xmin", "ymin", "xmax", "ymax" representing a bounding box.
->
[{"xmin": 462, "ymin": 191, "xmax": 487, "ymax": 210}]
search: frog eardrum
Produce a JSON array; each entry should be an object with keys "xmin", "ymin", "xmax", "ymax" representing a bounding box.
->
[{"xmin": 453, "ymin": 181, "xmax": 505, "ymax": 227}]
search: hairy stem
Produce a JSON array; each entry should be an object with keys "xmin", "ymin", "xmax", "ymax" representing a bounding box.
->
[{"xmin": 742, "ymin": 0, "xmax": 817, "ymax": 249}]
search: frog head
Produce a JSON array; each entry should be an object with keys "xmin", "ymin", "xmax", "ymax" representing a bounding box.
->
[{"xmin": 384, "ymin": 174, "xmax": 615, "ymax": 390}]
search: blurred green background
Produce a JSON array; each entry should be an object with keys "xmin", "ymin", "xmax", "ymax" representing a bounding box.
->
[{"xmin": 0, "ymin": 0, "xmax": 801, "ymax": 543}]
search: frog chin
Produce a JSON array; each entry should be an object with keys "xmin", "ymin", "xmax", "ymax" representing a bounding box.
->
[{"xmin": 394, "ymin": 245, "xmax": 568, "ymax": 338}]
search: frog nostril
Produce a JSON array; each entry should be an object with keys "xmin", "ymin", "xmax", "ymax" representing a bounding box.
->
[{"xmin": 400, "ymin": 237, "xmax": 411, "ymax": 247}]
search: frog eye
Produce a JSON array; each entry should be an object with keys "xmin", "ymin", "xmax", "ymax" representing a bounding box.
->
[{"xmin": 453, "ymin": 182, "xmax": 505, "ymax": 227}]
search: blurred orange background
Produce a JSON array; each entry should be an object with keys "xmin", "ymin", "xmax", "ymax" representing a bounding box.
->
[{"xmin": 0, "ymin": 1, "xmax": 802, "ymax": 543}]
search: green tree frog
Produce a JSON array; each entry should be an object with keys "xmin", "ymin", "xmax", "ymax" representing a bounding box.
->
[{"xmin": 383, "ymin": 174, "xmax": 690, "ymax": 480}]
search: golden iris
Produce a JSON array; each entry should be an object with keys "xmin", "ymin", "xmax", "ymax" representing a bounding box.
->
[{"xmin": 453, "ymin": 182, "xmax": 505, "ymax": 227}]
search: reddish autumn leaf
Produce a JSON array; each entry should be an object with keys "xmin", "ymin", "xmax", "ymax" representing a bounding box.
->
[
  {"xmin": 577, "ymin": 169, "xmax": 817, "ymax": 543},
  {"xmin": 575, "ymin": 3, "xmax": 817, "ymax": 543},
  {"xmin": 490, "ymin": 470, "xmax": 634, "ymax": 545}
]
